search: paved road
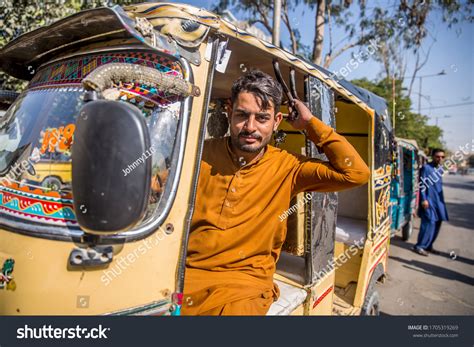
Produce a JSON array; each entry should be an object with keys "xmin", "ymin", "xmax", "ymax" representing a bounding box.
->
[{"xmin": 379, "ymin": 174, "xmax": 474, "ymax": 315}]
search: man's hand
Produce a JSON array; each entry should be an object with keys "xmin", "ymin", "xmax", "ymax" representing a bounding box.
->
[
  {"xmin": 287, "ymin": 99, "xmax": 315, "ymax": 130},
  {"xmin": 421, "ymin": 200, "xmax": 429, "ymax": 209}
]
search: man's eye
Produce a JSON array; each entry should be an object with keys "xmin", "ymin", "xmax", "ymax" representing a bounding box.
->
[{"xmin": 257, "ymin": 116, "xmax": 269, "ymax": 123}]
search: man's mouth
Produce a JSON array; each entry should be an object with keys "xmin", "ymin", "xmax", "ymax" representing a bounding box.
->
[{"xmin": 239, "ymin": 133, "xmax": 261, "ymax": 144}]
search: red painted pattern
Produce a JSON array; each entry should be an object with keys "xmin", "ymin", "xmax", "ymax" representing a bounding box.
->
[
  {"xmin": 372, "ymin": 234, "xmax": 389, "ymax": 254},
  {"xmin": 1, "ymin": 190, "xmax": 72, "ymax": 213},
  {"xmin": 312, "ymin": 285, "xmax": 334, "ymax": 309},
  {"xmin": 363, "ymin": 250, "xmax": 388, "ymax": 298}
]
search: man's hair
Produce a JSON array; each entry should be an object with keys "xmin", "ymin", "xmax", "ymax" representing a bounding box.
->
[
  {"xmin": 431, "ymin": 148, "xmax": 445, "ymax": 156},
  {"xmin": 231, "ymin": 69, "xmax": 283, "ymax": 113}
]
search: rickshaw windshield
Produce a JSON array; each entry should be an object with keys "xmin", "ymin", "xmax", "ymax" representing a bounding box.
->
[
  {"xmin": 0, "ymin": 88, "xmax": 82, "ymax": 174},
  {"xmin": 0, "ymin": 51, "xmax": 184, "ymax": 230}
]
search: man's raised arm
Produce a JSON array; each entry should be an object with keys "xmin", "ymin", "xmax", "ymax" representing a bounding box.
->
[{"xmin": 288, "ymin": 100, "xmax": 370, "ymax": 194}]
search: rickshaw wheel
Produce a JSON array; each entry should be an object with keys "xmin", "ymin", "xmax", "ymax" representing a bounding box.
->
[
  {"xmin": 361, "ymin": 289, "xmax": 380, "ymax": 316},
  {"xmin": 361, "ymin": 264, "xmax": 383, "ymax": 316},
  {"xmin": 402, "ymin": 220, "xmax": 413, "ymax": 241},
  {"xmin": 41, "ymin": 176, "xmax": 62, "ymax": 191}
]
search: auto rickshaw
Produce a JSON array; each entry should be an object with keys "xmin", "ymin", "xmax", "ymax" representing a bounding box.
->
[
  {"xmin": 0, "ymin": 3, "xmax": 393, "ymax": 315},
  {"xmin": 390, "ymin": 137, "xmax": 420, "ymax": 241}
]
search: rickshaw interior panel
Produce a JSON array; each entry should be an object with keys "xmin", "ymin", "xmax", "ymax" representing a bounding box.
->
[
  {"xmin": 209, "ymin": 38, "xmax": 306, "ymax": 100},
  {"xmin": 334, "ymin": 100, "xmax": 369, "ymax": 228},
  {"xmin": 332, "ymin": 99, "xmax": 371, "ymax": 301}
]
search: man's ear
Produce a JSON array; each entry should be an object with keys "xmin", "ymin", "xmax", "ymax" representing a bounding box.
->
[
  {"xmin": 225, "ymin": 103, "xmax": 233, "ymax": 121},
  {"xmin": 273, "ymin": 111, "xmax": 283, "ymax": 131}
]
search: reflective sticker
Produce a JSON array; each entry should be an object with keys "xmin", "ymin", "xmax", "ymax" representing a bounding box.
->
[{"xmin": 0, "ymin": 258, "xmax": 15, "ymax": 290}]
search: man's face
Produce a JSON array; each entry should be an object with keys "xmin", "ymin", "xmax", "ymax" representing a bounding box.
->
[
  {"xmin": 229, "ymin": 92, "xmax": 282, "ymax": 153},
  {"xmin": 433, "ymin": 151, "xmax": 445, "ymax": 166}
]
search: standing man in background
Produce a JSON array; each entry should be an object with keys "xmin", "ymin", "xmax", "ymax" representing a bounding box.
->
[{"xmin": 414, "ymin": 148, "xmax": 449, "ymax": 256}]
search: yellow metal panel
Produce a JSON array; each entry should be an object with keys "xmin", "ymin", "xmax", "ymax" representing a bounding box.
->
[
  {"xmin": 282, "ymin": 193, "xmax": 306, "ymax": 256},
  {"xmin": 335, "ymin": 101, "xmax": 369, "ymax": 134},
  {"xmin": 333, "ymin": 241, "xmax": 363, "ymax": 289},
  {"xmin": 307, "ymin": 271, "xmax": 335, "ymax": 316}
]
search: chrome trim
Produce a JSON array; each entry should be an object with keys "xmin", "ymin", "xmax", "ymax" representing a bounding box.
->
[
  {"xmin": 176, "ymin": 37, "xmax": 218, "ymax": 293},
  {"xmin": 0, "ymin": 50, "xmax": 194, "ymax": 244},
  {"xmin": 32, "ymin": 29, "xmax": 126, "ymax": 62},
  {"xmin": 104, "ymin": 299, "xmax": 171, "ymax": 316}
]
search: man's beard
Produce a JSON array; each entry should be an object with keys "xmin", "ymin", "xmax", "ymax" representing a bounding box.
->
[{"xmin": 230, "ymin": 130, "xmax": 271, "ymax": 153}]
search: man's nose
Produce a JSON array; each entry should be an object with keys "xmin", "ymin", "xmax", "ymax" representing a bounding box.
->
[{"xmin": 244, "ymin": 116, "xmax": 257, "ymax": 132}]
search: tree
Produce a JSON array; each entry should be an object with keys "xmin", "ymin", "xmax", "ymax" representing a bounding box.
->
[
  {"xmin": 0, "ymin": 0, "xmax": 141, "ymax": 91},
  {"xmin": 351, "ymin": 77, "xmax": 444, "ymax": 153},
  {"xmin": 213, "ymin": 0, "xmax": 473, "ymax": 77}
]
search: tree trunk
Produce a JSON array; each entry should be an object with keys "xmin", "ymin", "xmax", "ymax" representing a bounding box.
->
[{"xmin": 312, "ymin": 0, "xmax": 325, "ymax": 65}]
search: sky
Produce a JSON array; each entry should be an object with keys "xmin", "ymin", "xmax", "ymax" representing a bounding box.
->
[{"xmin": 177, "ymin": 0, "xmax": 473, "ymax": 151}]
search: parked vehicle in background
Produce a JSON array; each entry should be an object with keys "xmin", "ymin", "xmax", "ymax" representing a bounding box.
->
[{"xmin": 390, "ymin": 138, "xmax": 421, "ymax": 241}]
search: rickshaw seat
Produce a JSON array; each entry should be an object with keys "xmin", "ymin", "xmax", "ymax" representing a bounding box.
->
[
  {"xmin": 335, "ymin": 216, "xmax": 367, "ymax": 246},
  {"xmin": 267, "ymin": 279, "xmax": 307, "ymax": 315}
]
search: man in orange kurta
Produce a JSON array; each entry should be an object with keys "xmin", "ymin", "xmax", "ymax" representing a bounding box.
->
[{"xmin": 182, "ymin": 70, "xmax": 370, "ymax": 315}]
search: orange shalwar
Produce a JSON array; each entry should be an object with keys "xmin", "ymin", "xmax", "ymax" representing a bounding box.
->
[{"xmin": 182, "ymin": 116, "xmax": 370, "ymax": 315}]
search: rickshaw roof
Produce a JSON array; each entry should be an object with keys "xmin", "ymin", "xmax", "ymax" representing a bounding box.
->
[
  {"xmin": 0, "ymin": 2, "xmax": 388, "ymax": 120},
  {"xmin": 395, "ymin": 137, "xmax": 420, "ymax": 150}
]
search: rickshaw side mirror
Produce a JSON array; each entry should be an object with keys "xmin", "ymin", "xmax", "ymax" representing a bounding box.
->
[{"xmin": 72, "ymin": 100, "xmax": 152, "ymax": 234}]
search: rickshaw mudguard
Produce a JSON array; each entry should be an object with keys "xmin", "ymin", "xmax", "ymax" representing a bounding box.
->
[{"xmin": 0, "ymin": 5, "xmax": 204, "ymax": 81}]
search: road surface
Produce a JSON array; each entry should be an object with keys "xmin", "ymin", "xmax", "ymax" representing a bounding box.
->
[{"xmin": 379, "ymin": 174, "xmax": 474, "ymax": 315}]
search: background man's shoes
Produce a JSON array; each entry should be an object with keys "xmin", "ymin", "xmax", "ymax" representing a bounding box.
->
[
  {"xmin": 427, "ymin": 248, "xmax": 441, "ymax": 255},
  {"xmin": 413, "ymin": 247, "xmax": 429, "ymax": 256}
]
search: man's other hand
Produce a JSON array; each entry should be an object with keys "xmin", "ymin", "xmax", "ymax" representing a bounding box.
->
[
  {"xmin": 287, "ymin": 99, "xmax": 315, "ymax": 130},
  {"xmin": 421, "ymin": 200, "xmax": 429, "ymax": 209}
]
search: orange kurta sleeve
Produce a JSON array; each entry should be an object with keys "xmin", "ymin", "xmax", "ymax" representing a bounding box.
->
[{"xmin": 292, "ymin": 116, "xmax": 370, "ymax": 194}]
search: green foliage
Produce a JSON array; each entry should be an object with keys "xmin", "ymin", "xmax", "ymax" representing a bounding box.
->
[
  {"xmin": 0, "ymin": 0, "xmax": 140, "ymax": 91},
  {"xmin": 214, "ymin": 0, "xmax": 472, "ymax": 72},
  {"xmin": 351, "ymin": 77, "xmax": 444, "ymax": 153}
]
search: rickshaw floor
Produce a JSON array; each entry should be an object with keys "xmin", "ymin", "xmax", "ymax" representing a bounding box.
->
[{"xmin": 333, "ymin": 283, "xmax": 359, "ymax": 315}]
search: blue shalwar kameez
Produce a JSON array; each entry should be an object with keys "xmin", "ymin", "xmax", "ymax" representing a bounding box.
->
[{"xmin": 416, "ymin": 162, "xmax": 449, "ymax": 251}]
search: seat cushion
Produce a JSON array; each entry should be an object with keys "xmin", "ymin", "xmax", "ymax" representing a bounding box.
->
[
  {"xmin": 267, "ymin": 279, "xmax": 307, "ymax": 315},
  {"xmin": 335, "ymin": 216, "xmax": 367, "ymax": 246}
]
